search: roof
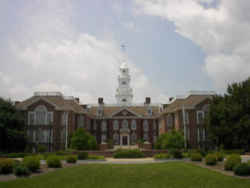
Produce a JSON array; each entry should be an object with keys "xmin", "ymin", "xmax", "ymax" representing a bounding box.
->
[
  {"xmin": 16, "ymin": 95, "xmax": 85, "ymax": 113},
  {"xmin": 87, "ymin": 105, "xmax": 161, "ymax": 118},
  {"xmin": 164, "ymin": 95, "xmax": 213, "ymax": 113}
]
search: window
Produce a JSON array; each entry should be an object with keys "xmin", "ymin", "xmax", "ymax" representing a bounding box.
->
[
  {"xmin": 77, "ymin": 115, "xmax": 84, "ymax": 128},
  {"xmin": 131, "ymin": 120, "xmax": 137, "ymax": 130},
  {"xmin": 35, "ymin": 105, "xmax": 47, "ymax": 125},
  {"xmin": 113, "ymin": 120, "xmax": 119, "ymax": 130},
  {"xmin": 143, "ymin": 120, "xmax": 149, "ymax": 132},
  {"xmin": 122, "ymin": 81, "xmax": 126, "ymax": 85},
  {"xmin": 47, "ymin": 112, "xmax": 53, "ymax": 125},
  {"xmin": 62, "ymin": 112, "xmax": 68, "ymax": 126},
  {"xmin": 113, "ymin": 133, "xmax": 119, "ymax": 145},
  {"xmin": 122, "ymin": 99, "xmax": 127, "ymax": 102},
  {"xmin": 101, "ymin": 120, "xmax": 107, "ymax": 132},
  {"xmin": 197, "ymin": 111, "xmax": 205, "ymax": 124},
  {"xmin": 122, "ymin": 120, "xmax": 128, "ymax": 129},
  {"xmin": 93, "ymin": 120, "xmax": 97, "ymax": 130},
  {"xmin": 101, "ymin": 134, "xmax": 107, "ymax": 143},
  {"xmin": 197, "ymin": 128, "xmax": 200, "ymax": 143},
  {"xmin": 167, "ymin": 115, "xmax": 173, "ymax": 128},
  {"xmin": 147, "ymin": 108, "xmax": 152, "ymax": 116},
  {"xmin": 153, "ymin": 120, "xmax": 157, "ymax": 131},
  {"xmin": 28, "ymin": 112, "xmax": 35, "ymax": 125},
  {"xmin": 143, "ymin": 133, "xmax": 148, "ymax": 141},
  {"xmin": 97, "ymin": 108, "xmax": 103, "ymax": 116},
  {"xmin": 153, "ymin": 135, "xmax": 157, "ymax": 143},
  {"xmin": 131, "ymin": 132, "xmax": 137, "ymax": 144},
  {"xmin": 86, "ymin": 119, "xmax": 91, "ymax": 130}
]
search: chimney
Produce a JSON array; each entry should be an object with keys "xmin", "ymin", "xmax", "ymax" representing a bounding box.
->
[
  {"xmin": 145, "ymin": 97, "xmax": 151, "ymax": 105},
  {"xmin": 98, "ymin": 97, "xmax": 104, "ymax": 105},
  {"xmin": 15, "ymin": 101, "xmax": 20, "ymax": 106},
  {"xmin": 75, "ymin": 97, "xmax": 80, "ymax": 103}
]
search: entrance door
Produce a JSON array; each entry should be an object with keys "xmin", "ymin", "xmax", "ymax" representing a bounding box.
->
[{"xmin": 122, "ymin": 136, "xmax": 128, "ymax": 145}]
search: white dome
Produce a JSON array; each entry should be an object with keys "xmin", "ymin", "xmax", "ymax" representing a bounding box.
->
[{"xmin": 120, "ymin": 62, "xmax": 128, "ymax": 69}]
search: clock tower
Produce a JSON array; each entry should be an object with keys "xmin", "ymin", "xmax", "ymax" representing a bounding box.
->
[{"xmin": 115, "ymin": 62, "xmax": 133, "ymax": 106}]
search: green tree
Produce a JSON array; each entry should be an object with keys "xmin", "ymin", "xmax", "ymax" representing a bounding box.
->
[
  {"xmin": 0, "ymin": 98, "xmax": 26, "ymax": 152},
  {"xmin": 70, "ymin": 128, "xmax": 97, "ymax": 150},
  {"xmin": 207, "ymin": 77, "xmax": 250, "ymax": 150}
]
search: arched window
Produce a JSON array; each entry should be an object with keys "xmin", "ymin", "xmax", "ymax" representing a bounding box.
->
[
  {"xmin": 101, "ymin": 120, "xmax": 107, "ymax": 131},
  {"xmin": 122, "ymin": 120, "xmax": 128, "ymax": 129},
  {"xmin": 35, "ymin": 105, "xmax": 47, "ymax": 125},
  {"xmin": 113, "ymin": 133, "xmax": 119, "ymax": 145},
  {"xmin": 131, "ymin": 120, "xmax": 137, "ymax": 130},
  {"xmin": 113, "ymin": 120, "xmax": 119, "ymax": 130},
  {"xmin": 143, "ymin": 120, "xmax": 149, "ymax": 132}
]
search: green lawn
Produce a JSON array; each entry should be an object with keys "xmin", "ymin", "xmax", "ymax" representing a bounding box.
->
[{"xmin": 1, "ymin": 162, "xmax": 250, "ymax": 188}]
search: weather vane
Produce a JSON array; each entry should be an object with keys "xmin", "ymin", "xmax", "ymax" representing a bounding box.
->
[{"xmin": 121, "ymin": 44, "xmax": 126, "ymax": 52}]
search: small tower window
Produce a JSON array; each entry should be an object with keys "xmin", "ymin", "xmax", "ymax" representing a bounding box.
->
[
  {"xmin": 122, "ymin": 99, "xmax": 127, "ymax": 102},
  {"xmin": 122, "ymin": 81, "xmax": 126, "ymax": 85}
]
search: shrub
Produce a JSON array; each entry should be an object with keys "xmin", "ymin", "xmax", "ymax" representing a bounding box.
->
[
  {"xmin": 37, "ymin": 144, "xmax": 47, "ymax": 153},
  {"xmin": 170, "ymin": 149, "xmax": 183, "ymax": 159},
  {"xmin": 14, "ymin": 164, "xmax": 31, "ymax": 177},
  {"xmin": 224, "ymin": 154, "xmax": 241, "ymax": 171},
  {"xmin": 156, "ymin": 131, "xmax": 184, "ymax": 150},
  {"xmin": 205, "ymin": 154, "xmax": 217, "ymax": 166},
  {"xmin": 216, "ymin": 152, "xmax": 224, "ymax": 162},
  {"xmin": 191, "ymin": 153, "xmax": 202, "ymax": 162},
  {"xmin": 233, "ymin": 163, "xmax": 250, "ymax": 176},
  {"xmin": 66, "ymin": 155, "xmax": 77, "ymax": 163},
  {"xmin": 88, "ymin": 155, "xmax": 105, "ymax": 160},
  {"xmin": 70, "ymin": 128, "xmax": 97, "ymax": 150},
  {"xmin": 46, "ymin": 156, "xmax": 62, "ymax": 168},
  {"xmin": 78, "ymin": 152, "xmax": 88, "ymax": 160},
  {"xmin": 154, "ymin": 153, "xmax": 171, "ymax": 160},
  {"xmin": 0, "ymin": 153, "xmax": 30, "ymax": 158},
  {"xmin": 0, "ymin": 159, "xmax": 14, "ymax": 174},
  {"xmin": 113, "ymin": 149, "xmax": 144, "ymax": 158},
  {"xmin": 23, "ymin": 156, "xmax": 40, "ymax": 172}
]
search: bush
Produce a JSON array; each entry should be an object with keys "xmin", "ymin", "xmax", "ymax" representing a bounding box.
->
[
  {"xmin": 78, "ymin": 152, "xmax": 88, "ymax": 160},
  {"xmin": 233, "ymin": 163, "xmax": 250, "ymax": 176},
  {"xmin": 191, "ymin": 153, "xmax": 202, "ymax": 161},
  {"xmin": 23, "ymin": 156, "xmax": 40, "ymax": 172},
  {"xmin": 156, "ymin": 131, "xmax": 184, "ymax": 150},
  {"xmin": 0, "ymin": 159, "xmax": 14, "ymax": 174},
  {"xmin": 223, "ymin": 149, "xmax": 244, "ymax": 155},
  {"xmin": 170, "ymin": 149, "xmax": 183, "ymax": 159},
  {"xmin": 70, "ymin": 128, "xmax": 97, "ymax": 150},
  {"xmin": 37, "ymin": 144, "xmax": 47, "ymax": 153},
  {"xmin": 66, "ymin": 155, "xmax": 77, "ymax": 163},
  {"xmin": 88, "ymin": 155, "xmax": 105, "ymax": 160},
  {"xmin": 46, "ymin": 156, "xmax": 62, "ymax": 168},
  {"xmin": 154, "ymin": 153, "xmax": 171, "ymax": 159},
  {"xmin": 0, "ymin": 153, "xmax": 30, "ymax": 158},
  {"xmin": 113, "ymin": 149, "xmax": 144, "ymax": 158},
  {"xmin": 205, "ymin": 154, "xmax": 217, "ymax": 166},
  {"xmin": 224, "ymin": 154, "xmax": 241, "ymax": 171},
  {"xmin": 14, "ymin": 164, "xmax": 31, "ymax": 177},
  {"xmin": 216, "ymin": 152, "xmax": 224, "ymax": 162}
]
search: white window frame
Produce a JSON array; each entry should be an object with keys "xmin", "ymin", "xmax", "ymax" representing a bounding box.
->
[
  {"xmin": 113, "ymin": 120, "xmax": 119, "ymax": 130},
  {"xmin": 131, "ymin": 120, "xmax": 137, "ymax": 130},
  {"xmin": 101, "ymin": 120, "xmax": 107, "ymax": 132},
  {"xmin": 196, "ymin": 111, "xmax": 205, "ymax": 124},
  {"xmin": 143, "ymin": 120, "xmax": 149, "ymax": 132}
]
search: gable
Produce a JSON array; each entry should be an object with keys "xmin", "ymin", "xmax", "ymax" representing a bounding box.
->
[{"xmin": 111, "ymin": 108, "xmax": 140, "ymax": 117}]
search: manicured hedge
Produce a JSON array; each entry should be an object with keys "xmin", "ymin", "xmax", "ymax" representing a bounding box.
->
[
  {"xmin": 46, "ymin": 156, "xmax": 62, "ymax": 168},
  {"xmin": 0, "ymin": 153, "xmax": 32, "ymax": 158},
  {"xmin": 66, "ymin": 155, "xmax": 77, "ymax": 163},
  {"xmin": 113, "ymin": 149, "xmax": 144, "ymax": 158},
  {"xmin": 14, "ymin": 164, "xmax": 31, "ymax": 177},
  {"xmin": 0, "ymin": 158, "xmax": 14, "ymax": 174},
  {"xmin": 224, "ymin": 154, "xmax": 241, "ymax": 171},
  {"xmin": 87, "ymin": 155, "xmax": 105, "ymax": 160},
  {"xmin": 154, "ymin": 153, "xmax": 171, "ymax": 160},
  {"xmin": 170, "ymin": 149, "xmax": 183, "ymax": 159},
  {"xmin": 205, "ymin": 154, "xmax": 217, "ymax": 166},
  {"xmin": 78, "ymin": 152, "xmax": 88, "ymax": 160},
  {"xmin": 233, "ymin": 163, "xmax": 250, "ymax": 176},
  {"xmin": 23, "ymin": 156, "xmax": 40, "ymax": 172},
  {"xmin": 215, "ymin": 152, "xmax": 224, "ymax": 162},
  {"xmin": 190, "ymin": 153, "xmax": 202, "ymax": 162}
]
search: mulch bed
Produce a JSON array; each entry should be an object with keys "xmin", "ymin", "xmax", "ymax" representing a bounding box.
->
[{"xmin": 187, "ymin": 160, "xmax": 250, "ymax": 179}]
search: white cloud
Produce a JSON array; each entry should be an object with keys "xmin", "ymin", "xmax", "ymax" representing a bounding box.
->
[
  {"xmin": 135, "ymin": 0, "xmax": 250, "ymax": 89},
  {"xmin": 0, "ymin": 0, "xmax": 167, "ymax": 104}
]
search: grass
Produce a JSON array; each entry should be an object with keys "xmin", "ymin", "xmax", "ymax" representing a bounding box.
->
[{"xmin": 1, "ymin": 162, "xmax": 250, "ymax": 188}]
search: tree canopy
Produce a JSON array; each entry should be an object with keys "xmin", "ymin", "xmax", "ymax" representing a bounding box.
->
[
  {"xmin": 207, "ymin": 77, "xmax": 250, "ymax": 150},
  {"xmin": 0, "ymin": 98, "xmax": 26, "ymax": 152}
]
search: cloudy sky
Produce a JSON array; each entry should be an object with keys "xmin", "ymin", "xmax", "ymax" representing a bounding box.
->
[{"xmin": 0, "ymin": 0, "xmax": 249, "ymax": 104}]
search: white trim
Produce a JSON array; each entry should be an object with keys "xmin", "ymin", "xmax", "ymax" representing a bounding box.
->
[
  {"xmin": 24, "ymin": 97, "xmax": 61, "ymax": 110},
  {"xmin": 110, "ymin": 107, "xmax": 141, "ymax": 117}
]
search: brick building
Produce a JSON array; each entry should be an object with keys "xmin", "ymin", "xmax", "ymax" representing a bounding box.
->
[{"xmin": 15, "ymin": 62, "xmax": 214, "ymax": 151}]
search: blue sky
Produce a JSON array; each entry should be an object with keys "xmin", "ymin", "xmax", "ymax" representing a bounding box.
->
[{"xmin": 0, "ymin": 0, "xmax": 249, "ymax": 104}]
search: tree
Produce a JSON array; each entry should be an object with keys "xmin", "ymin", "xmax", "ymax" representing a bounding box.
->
[
  {"xmin": 0, "ymin": 98, "xmax": 26, "ymax": 152},
  {"xmin": 207, "ymin": 77, "xmax": 250, "ymax": 150},
  {"xmin": 156, "ymin": 130, "xmax": 184, "ymax": 150},
  {"xmin": 70, "ymin": 128, "xmax": 97, "ymax": 150}
]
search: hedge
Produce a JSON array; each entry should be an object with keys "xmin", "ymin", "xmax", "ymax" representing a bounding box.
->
[
  {"xmin": 113, "ymin": 149, "xmax": 144, "ymax": 158},
  {"xmin": 224, "ymin": 154, "xmax": 241, "ymax": 171}
]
